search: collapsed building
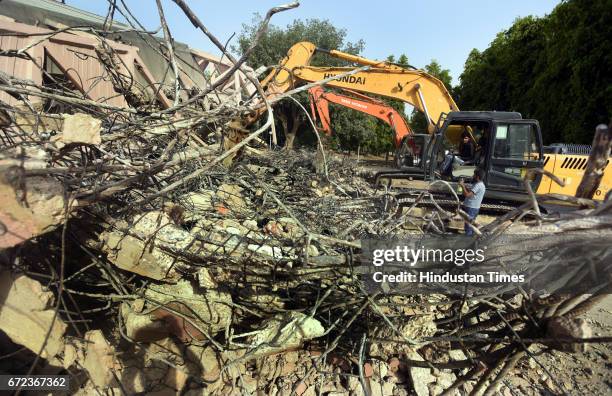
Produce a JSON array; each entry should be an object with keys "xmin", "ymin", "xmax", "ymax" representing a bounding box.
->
[
  {"xmin": 0, "ymin": 0, "xmax": 256, "ymax": 111},
  {"xmin": 0, "ymin": 1, "xmax": 611, "ymax": 395}
]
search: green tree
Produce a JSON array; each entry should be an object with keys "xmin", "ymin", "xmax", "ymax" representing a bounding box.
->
[
  {"xmin": 455, "ymin": 0, "xmax": 611, "ymax": 143},
  {"xmin": 234, "ymin": 16, "xmax": 368, "ymax": 150},
  {"xmin": 234, "ymin": 17, "xmax": 365, "ymax": 69},
  {"xmin": 397, "ymin": 54, "xmax": 409, "ymax": 67}
]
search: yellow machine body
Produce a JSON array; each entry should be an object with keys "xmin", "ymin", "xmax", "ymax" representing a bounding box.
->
[{"xmin": 537, "ymin": 153, "xmax": 611, "ymax": 200}]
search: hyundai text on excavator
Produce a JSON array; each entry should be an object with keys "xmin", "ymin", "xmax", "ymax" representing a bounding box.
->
[{"xmin": 239, "ymin": 41, "xmax": 610, "ymax": 211}]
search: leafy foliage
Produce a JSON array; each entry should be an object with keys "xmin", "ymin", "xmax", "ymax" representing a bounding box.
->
[
  {"xmin": 455, "ymin": 0, "xmax": 612, "ymax": 143},
  {"xmin": 233, "ymin": 16, "xmax": 365, "ymax": 69}
]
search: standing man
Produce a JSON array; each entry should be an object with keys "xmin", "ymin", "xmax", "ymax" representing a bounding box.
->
[{"xmin": 459, "ymin": 168, "xmax": 486, "ymax": 236}]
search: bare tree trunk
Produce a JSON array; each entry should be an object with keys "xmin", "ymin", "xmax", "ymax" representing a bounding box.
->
[
  {"xmin": 284, "ymin": 106, "xmax": 299, "ymax": 150},
  {"xmin": 278, "ymin": 112, "xmax": 289, "ymax": 149},
  {"xmin": 576, "ymin": 122, "xmax": 611, "ymax": 199}
]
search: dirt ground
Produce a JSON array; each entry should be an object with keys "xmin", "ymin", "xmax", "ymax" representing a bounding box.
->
[{"xmin": 511, "ymin": 295, "xmax": 612, "ymax": 396}]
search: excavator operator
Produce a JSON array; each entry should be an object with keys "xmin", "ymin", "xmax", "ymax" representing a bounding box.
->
[
  {"xmin": 459, "ymin": 132, "xmax": 475, "ymax": 162},
  {"xmin": 475, "ymin": 128, "xmax": 490, "ymax": 165}
]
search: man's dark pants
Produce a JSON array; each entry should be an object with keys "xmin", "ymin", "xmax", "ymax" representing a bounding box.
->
[{"xmin": 463, "ymin": 206, "xmax": 479, "ymax": 236}]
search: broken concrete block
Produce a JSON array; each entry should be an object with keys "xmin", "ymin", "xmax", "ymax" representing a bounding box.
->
[
  {"xmin": 247, "ymin": 243, "xmax": 285, "ymax": 258},
  {"xmin": 0, "ymin": 146, "xmax": 48, "ymax": 169},
  {"xmin": 242, "ymin": 219, "xmax": 259, "ymax": 231},
  {"xmin": 58, "ymin": 113, "xmax": 102, "ymax": 145},
  {"xmin": 0, "ymin": 174, "xmax": 74, "ymax": 248},
  {"xmin": 405, "ymin": 349, "xmax": 435, "ymax": 396},
  {"xmin": 369, "ymin": 315, "xmax": 436, "ymax": 357},
  {"xmin": 216, "ymin": 183, "xmax": 246, "ymax": 209},
  {"xmin": 145, "ymin": 280, "xmax": 232, "ymax": 340},
  {"xmin": 197, "ymin": 267, "xmax": 217, "ymax": 289},
  {"xmin": 306, "ymin": 244, "xmax": 319, "ymax": 256},
  {"xmin": 370, "ymin": 379, "xmax": 394, "ymax": 396},
  {"xmin": 213, "ymin": 218, "xmax": 251, "ymax": 236},
  {"xmin": 247, "ymin": 312, "xmax": 324, "ymax": 358},
  {"xmin": 101, "ymin": 232, "xmax": 176, "ymax": 281},
  {"xmin": 61, "ymin": 338, "xmax": 86, "ymax": 370},
  {"xmin": 433, "ymin": 370, "xmax": 457, "ymax": 390},
  {"xmin": 14, "ymin": 110, "xmax": 63, "ymax": 133},
  {"xmin": 121, "ymin": 302, "xmax": 170, "ymax": 342},
  {"xmin": 0, "ymin": 272, "xmax": 67, "ymax": 360},
  {"xmin": 82, "ymin": 330, "xmax": 122, "ymax": 388},
  {"xmin": 188, "ymin": 345, "xmax": 221, "ymax": 383},
  {"xmin": 100, "ymin": 211, "xmax": 193, "ymax": 281},
  {"xmin": 164, "ymin": 367, "xmax": 189, "ymax": 392},
  {"xmin": 278, "ymin": 217, "xmax": 306, "ymax": 239},
  {"xmin": 546, "ymin": 316, "xmax": 592, "ymax": 353},
  {"xmin": 399, "ymin": 315, "xmax": 437, "ymax": 339},
  {"xmin": 183, "ymin": 191, "xmax": 215, "ymax": 212},
  {"xmin": 240, "ymin": 290, "xmax": 285, "ymax": 310},
  {"xmin": 120, "ymin": 366, "xmax": 147, "ymax": 394}
]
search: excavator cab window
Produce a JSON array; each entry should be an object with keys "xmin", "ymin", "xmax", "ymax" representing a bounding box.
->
[
  {"xmin": 492, "ymin": 124, "xmax": 539, "ymax": 161},
  {"xmin": 487, "ymin": 121, "xmax": 543, "ymax": 191}
]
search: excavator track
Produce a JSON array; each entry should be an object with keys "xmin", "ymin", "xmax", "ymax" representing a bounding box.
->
[{"xmin": 393, "ymin": 192, "xmax": 517, "ymax": 213}]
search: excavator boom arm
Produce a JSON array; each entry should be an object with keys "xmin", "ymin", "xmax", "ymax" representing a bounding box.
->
[
  {"xmin": 308, "ymin": 86, "xmax": 413, "ymax": 147},
  {"xmin": 294, "ymin": 66, "xmax": 457, "ymax": 133},
  {"xmin": 258, "ymin": 42, "xmax": 458, "ymax": 133}
]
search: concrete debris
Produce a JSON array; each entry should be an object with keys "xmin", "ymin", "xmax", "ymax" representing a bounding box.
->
[
  {"xmin": 55, "ymin": 113, "xmax": 102, "ymax": 146},
  {"xmin": 189, "ymin": 345, "xmax": 222, "ymax": 383},
  {"xmin": 405, "ymin": 349, "xmax": 436, "ymax": 396},
  {"xmin": 216, "ymin": 183, "xmax": 246, "ymax": 210},
  {"xmin": 183, "ymin": 191, "xmax": 215, "ymax": 213},
  {"xmin": 82, "ymin": 330, "xmax": 122, "ymax": 388},
  {"xmin": 145, "ymin": 280, "xmax": 232, "ymax": 340},
  {"xmin": 120, "ymin": 366, "xmax": 147, "ymax": 393},
  {"xmin": 164, "ymin": 367, "xmax": 190, "ymax": 392},
  {"xmin": 13, "ymin": 109, "xmax": 63, "ymax": 133},
  {"xmin": 62, "ymin": 340, "xmax": 81, "ymax": 370},
  {"xmin": 121, "ymin": 302, "xmax": 170, "ymax": 342},
  {"xmin": 370, "ymin": 379, "xmax": 395, "ymax": 396},
  {"xmin": 546, "ymin": 316, "xmax": 592, "ymax": 353},
  {"xmin": 370, "ymin": 315, "xmax": 437, "ymax": 357},
  {"xmin": 100, "ymin": 211, "xmax": 191, "ymax": 281},
  {"xmin": 198, "ymin": 267, "xmax": 217, "ymax": 289},
  {"xmin": 0, "ymin": 146, "xmax": 48, "ymax": 169},
  {"xmin": 433, "ymin": 370, "xmax": 457, "ymax": 390},
  {"xmin": 0, "ymin": 174, "xmax": 74, "ymax": 248},
  {"xmin": 248, "ymin": 312, "xmax": 325, "ymax": 358},
  {"xmin": 0, "ymin": 272, "xmax": 67, "ymax": 360}
]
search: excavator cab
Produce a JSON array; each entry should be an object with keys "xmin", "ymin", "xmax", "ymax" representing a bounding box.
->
[{"xmin": 428, "ymin": 112, "xmax": 544, "ymax": 202}]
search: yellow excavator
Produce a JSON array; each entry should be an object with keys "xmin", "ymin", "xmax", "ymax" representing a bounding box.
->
[{"xmin": 239, "ymin": 41, "xmax": 610, "ymax": 209}]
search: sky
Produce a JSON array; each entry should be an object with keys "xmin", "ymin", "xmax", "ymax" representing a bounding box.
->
[{"xmin": 64, "ymin": 0, "xmax": 560, "ymax": 84}]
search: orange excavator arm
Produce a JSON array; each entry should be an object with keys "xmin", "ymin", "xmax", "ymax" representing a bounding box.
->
[
  {"xmin": 254, "ymin": 42, "xmax": 458, "ymax": 133},
  {"xmin": 308, "ymin": 86, "xmax": 413, "ymax": 147}
]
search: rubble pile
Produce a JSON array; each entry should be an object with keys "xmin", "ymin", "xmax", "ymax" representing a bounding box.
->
[
  {"xmin": 2, "ymin": 143, "xmax": 611, "ymax": 394},
  {"xmin": 1, "ymin": 2, "xmax": 611, "ymax": 395}
]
